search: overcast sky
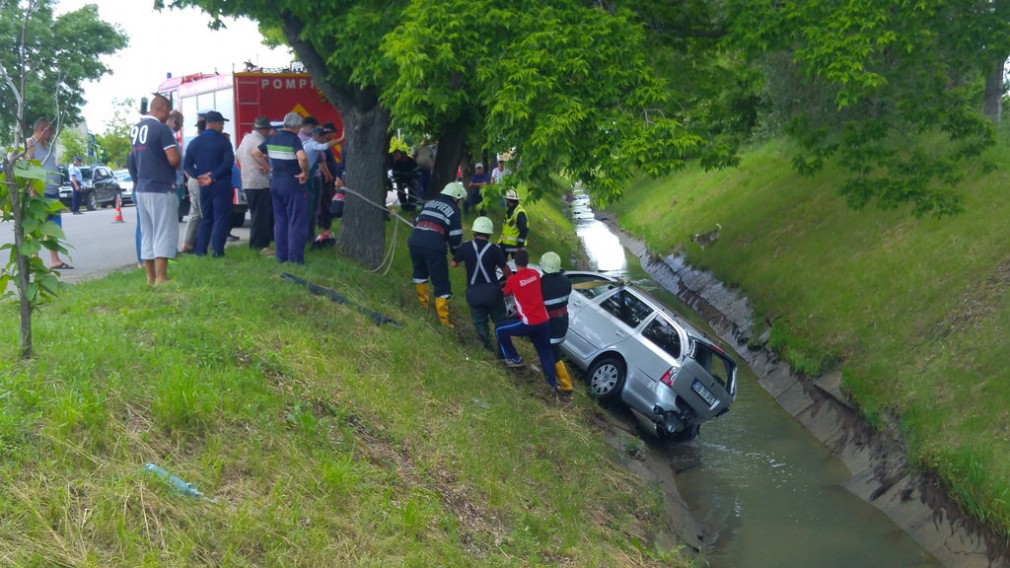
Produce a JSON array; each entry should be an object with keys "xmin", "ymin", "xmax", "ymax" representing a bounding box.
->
[{"xmin": 56, "ymin": 0, "xmax": 293, "ymax": 132}]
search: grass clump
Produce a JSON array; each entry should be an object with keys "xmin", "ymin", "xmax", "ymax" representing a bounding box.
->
[
  {"xmin": 0, "ymin": 203, "xmax": 688, "ymax": 567},
  {"xmin": 606, "ymin": 136, "xmax": 1010, "ymax": 536}
]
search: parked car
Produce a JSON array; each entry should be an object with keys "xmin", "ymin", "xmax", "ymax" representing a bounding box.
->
[
  {"xmin": 58, "ymin": 165, "xmax": 122, "ymax": 210},
  {"xmin": 560, "ymin": 271, "xmax": 738, "ymax": 441},
  {"xmin": 113, "ymin": 169, "xmax": 134, "ymax": 204}
]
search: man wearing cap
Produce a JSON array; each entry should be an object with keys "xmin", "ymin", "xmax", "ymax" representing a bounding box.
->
[
  {"xmin": 466, "ymin": 162, "xmax": 490, "ymax": 215},
  {"xmin": 252, "ymin": 111, "xmax": 310, "ymax": 264},
  {"xmin": 498, "ymin": 188, "xmax": 529, "ymax": 259},
  {"xmin": 451, "ymin": 216, "xmax": 512, "ymax": 352},
  {"xmin": 539, "ymin": 251, "xmax": 575, "ymax": 403},
  {"xmin": 408, "ymin": 181, "xmax": 466, "ymax": 327},
  {"xmin": 236, "ymin": 116, "xmax": 274, "ymax": 254},
  {"xmin": 128, "ymin": 95, "xmax": 181, "ymax": 285},
  {"xmin": 183, "ymin": 110, "xmax": 235, "ymax": 257},
  {"xmin": 68, "ymin": 156, "xmax": 84, "ymax": 215}
]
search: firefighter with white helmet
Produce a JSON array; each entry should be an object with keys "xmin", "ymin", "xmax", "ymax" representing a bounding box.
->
[
  {"xmin": 451, "ymin": 216, "xmax": 513, "ymax": 351},
  {"xmin": 539, "ymin": 251, "xmax": 575, "ymax": 402},
  {"xmin": 408, "ymin": 182, "xmax": 466, "ymax": 327},
  {"xmin": 498, "ymin": 188, "xmax": 529, "ymax": 259}
]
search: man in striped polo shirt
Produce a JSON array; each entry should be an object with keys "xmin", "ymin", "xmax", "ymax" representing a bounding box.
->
[{"xmin": 252, "ymin": 112, "xmax": 310, "ymax": 264}]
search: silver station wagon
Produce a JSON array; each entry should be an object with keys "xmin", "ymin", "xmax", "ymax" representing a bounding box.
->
[{"xmin": 562, "ymin": 271, "xmax": 737, "ymax": 441}]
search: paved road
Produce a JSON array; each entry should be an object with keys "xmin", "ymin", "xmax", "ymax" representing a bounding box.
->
[{"xmin": 0, "ymin": 205, "xmax": 250, "ymax": 284}]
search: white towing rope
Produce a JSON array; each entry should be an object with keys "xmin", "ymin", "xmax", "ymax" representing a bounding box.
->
[{"xmin": 338, "ymin": 185, "xmax": 415, "ymax": 276}]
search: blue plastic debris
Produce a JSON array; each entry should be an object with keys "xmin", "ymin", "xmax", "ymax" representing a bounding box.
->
[{"xmin": 143, "ymin": 463, "xmax": 202, "ymax": 499}]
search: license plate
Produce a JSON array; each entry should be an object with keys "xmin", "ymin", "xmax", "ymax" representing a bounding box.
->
[{"xmin": 692, "ymin": 379, "xmax": 718, "ymax": 407}]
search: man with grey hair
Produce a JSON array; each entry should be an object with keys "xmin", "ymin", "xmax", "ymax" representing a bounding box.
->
[
  {"xmin": 252, "ymin": 112, "xmax": 310, "ymax": 263},
  {"xmin": 128, "ymin": 95, "xmax": 181, "ymax": 285}
]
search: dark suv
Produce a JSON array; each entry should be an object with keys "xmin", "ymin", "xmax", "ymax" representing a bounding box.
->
[{"xmin": 59, "ymin": 165, "xmax": 122, "ymax": 210}]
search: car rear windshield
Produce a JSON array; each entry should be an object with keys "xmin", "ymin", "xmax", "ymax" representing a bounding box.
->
[
  {"xmin": 691, "ymin": 342, "xmax": 736, "ymax": 389},
  {"xmin": 568, "ymin": 274, "xmax": 617, "ymax": 299}
]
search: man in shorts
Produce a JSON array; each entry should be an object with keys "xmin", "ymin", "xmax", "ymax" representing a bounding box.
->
[{"xmin": 128, "ymin": 95, "xmax": 181, "ymax": 285}]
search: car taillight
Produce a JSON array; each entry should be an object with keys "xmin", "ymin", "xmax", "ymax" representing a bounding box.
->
[{"xmin": 660, "ymin": 367, "xmax": 678, "ymax": 389}]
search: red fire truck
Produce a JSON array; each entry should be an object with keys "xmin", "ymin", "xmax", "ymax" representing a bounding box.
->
[{"xmin": 156, "ymin": 68, "xmax": 343, "ymax": 224}]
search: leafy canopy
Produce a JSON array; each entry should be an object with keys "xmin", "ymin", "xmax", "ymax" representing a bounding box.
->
[{"xmin": 0, "ymin": 0, "xmax": 128, "ymax": 136}]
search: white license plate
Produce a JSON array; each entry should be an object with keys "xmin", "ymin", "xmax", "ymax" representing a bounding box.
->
[{"xmin": 692, "ymin": 379, "xmax": 718, "ymax": 407}]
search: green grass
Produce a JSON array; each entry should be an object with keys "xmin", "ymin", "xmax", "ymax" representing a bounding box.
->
[
  {"xmin": 607, "ymin": 137, "xmax": 1010, "ymax": 535},
  {"xmin": 0, "ymin": 202, "xmax": 687, "ymax": 567}
]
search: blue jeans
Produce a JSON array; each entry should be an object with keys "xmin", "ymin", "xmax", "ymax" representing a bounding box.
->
[
  {"xmin": 196, "ymin": 184, "xmax": 233, "ymax": 257},
  {"xmin": 495, "ymin": 319, "xmax": 556, "ymax": 388},
  {"xmin": 272, "ymin": 185, "xmax": 309, "ymax": 263}
]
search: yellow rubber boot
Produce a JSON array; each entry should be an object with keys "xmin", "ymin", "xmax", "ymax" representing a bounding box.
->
[
  {"xmin": 415, "ymin": 282, "xmax": 430, "ymax": 310},
  {"xmin": 555, "ymin": 361, "xmax": 574, "ymax": 393},
  {"xmin": 435, "ymin": 297, "xmax": 454, "ymax": 328}
]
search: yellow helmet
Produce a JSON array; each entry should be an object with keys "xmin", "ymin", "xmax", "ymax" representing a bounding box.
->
[{"xmin": 388, "ymin": 137, "xmax": 410, "ymax": 154}]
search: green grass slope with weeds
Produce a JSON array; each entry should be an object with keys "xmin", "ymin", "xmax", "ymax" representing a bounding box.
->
[
  {"xmin": 0, "ymin": 202, "xmax": 687, "ymax": 567},
  {"xmin": 607, "ymin": 138, "xmax": 1010, "ymax": 536}
]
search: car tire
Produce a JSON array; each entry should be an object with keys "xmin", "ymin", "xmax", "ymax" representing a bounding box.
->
[
  {"xmin": 587, "ymin": 356, "xmax": 625, "ymax": 402},
  {"xmin": 86, "ymin": 192, "xmax": 97, "ymax": 211}
]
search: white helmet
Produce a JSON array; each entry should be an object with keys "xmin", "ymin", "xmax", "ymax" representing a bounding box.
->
[
  {"xmin": 504, "ymin": 188, "xmax": 520, "ymax": 201},
  {"xmin": 472, "ymin": 216, "xmax": 493, "ymax": 235},
  {"xmin": 441, "ymin": 182, "xmax": 466, "ymax": 201},
  {"xmin": 540, "ymin": 251, "xmax": 561, "ymax": 274}
]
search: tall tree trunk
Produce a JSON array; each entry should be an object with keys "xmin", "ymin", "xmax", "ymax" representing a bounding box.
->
[
  {"xmin": 336, "ymin": 96, "xmax": 391, "ymax": 267},
  {"xmin": 280, "ymin": 14, "xmax": 391, "ymax": 267},
  {"xmin": 983, "ymin": 56, "xmax": 1006, "ymax": 124},
  {"xmin": 432, "ymin": 116, "xmax": 467, "ymax": 193}
]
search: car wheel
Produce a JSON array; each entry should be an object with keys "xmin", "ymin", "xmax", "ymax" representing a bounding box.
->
[
  {"xmin": 86, "ymin": 191, "xmax": 97, "ymax": 211},
  {"xmin": 587, "ymin": 356, "xmax": 625, "ymax": 402}
]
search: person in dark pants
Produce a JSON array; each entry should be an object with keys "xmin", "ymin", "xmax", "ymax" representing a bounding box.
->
[
  {"xmin": 408, "ymin": 182, "xmax": 466, "ymax": 327},
  {"xmin": 498, "ymin": 188, "xmax": 529, "ymax": 260},
  {"xmin": 237, "ymin": 116, "xmax": 275, "ymax": 253},
  {"xmin": 539, "ymin": 251, "xmax": 574, "ymax": 402},
  {"xmin": 495, "ymin": 249, "xmax": 556, "ymax": 389},
  {"xmin": 183, "ymin": 110, "xmax": 235, "ymax": 257},
  {"xmin": 68, "ymin": 156, "xmax": 84, "ymax": 214},
  {"xmin": 451, "ymin": 216, "xmax": 512, "ymax": 352},
  {"xmin": 252, "ymin": 112, "xmax": 310, "ymax": 264}
]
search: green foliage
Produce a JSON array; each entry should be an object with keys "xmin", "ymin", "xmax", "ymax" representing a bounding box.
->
[
  {"xmin": 0, "ymin": 155, "xmax": 69, "ymax": 304},
  {"xmin": 723, "ymin": 0, "xmax": 1008, "ymax": 218},
  {"xmin": 0, "ymin": 0, "xmax": 127, "ymax": 136},
  {"xmin": 95, "ymin": 98, "xmax": 135, "ymax": 168},
  {"xmin": 385, "ymin": 0, "xmax": 707, "ymax": 204},
  {"xmin": 58, "ymin": 129, "xmax": 87, "ymax": 166}
]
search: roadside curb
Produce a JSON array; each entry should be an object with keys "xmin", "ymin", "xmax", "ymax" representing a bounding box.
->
[{"xmin": 597, "ymin": 213, "xmax": 1007, "ymax": 568}]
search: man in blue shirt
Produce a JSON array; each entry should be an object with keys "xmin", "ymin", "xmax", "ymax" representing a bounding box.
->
[
  {"xmin": 128, "ymin": 95, "xmax": 181, "ymax": 285},
  {"xmin": 252, "ymin": 112, "xmax": 310, "ymax": 264},
  {"xmin": 183, "ymin": 110, "xmax": 235, "ymax": 257},
  {"xmin": 466, "ymin": 162, "xmax": 490, "ymax": 215},
  {"xmin": 68, "ymin": 156, "xmax": 84, "ymax": 215}
]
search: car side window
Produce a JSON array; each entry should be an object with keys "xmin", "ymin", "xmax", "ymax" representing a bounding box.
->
[
  {"xmin": 600, "ymin": 289, "xmax": 653, "ymax": 329},
  {"xmin": 642, "ymin": 316, "xmax": 682, "ymax": 359}
]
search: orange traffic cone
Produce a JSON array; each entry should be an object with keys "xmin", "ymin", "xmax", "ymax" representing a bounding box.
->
[{"xmin": 113, "ymin": 195, "xmax": 125, "ymax": 223}]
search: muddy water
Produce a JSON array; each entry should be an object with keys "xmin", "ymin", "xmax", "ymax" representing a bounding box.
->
[{"xmin": 569, "ymin": 193, "xmax": 939, "ymax": 567}]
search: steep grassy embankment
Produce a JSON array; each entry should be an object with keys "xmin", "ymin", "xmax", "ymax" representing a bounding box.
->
[
  {"xmin": 607, "ymin": 138, "xmax": 1010, "ymax": 535},
  {"xmin": 0, "ymin": 206, "xmax": 688, "ymax": 567}
]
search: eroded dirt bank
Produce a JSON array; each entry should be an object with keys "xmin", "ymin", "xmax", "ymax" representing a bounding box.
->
[{"xmin": 596, "ymin": 212, "xmax": 1009, "ymax": 568}]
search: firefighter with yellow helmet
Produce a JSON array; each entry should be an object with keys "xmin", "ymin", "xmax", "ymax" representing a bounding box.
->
[
  {"xmin": 539, "ymin": 251, "xmax": 575, "ymax": 402},
  {"xmin": 451, "ymin": 216, "xmax": 513, "ymax": 351},
  {"xmin": 408, "ymin": 182, "xmax": 466, "ymax": 327},
  {"xmin": 498, "ymin": 188, "xmax": 528, "ymax": 260}
]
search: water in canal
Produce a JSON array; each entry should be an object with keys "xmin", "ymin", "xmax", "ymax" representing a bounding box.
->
[{"xmin": 570, "ymin": 193, "xmax": 939, "ymax": 567}]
